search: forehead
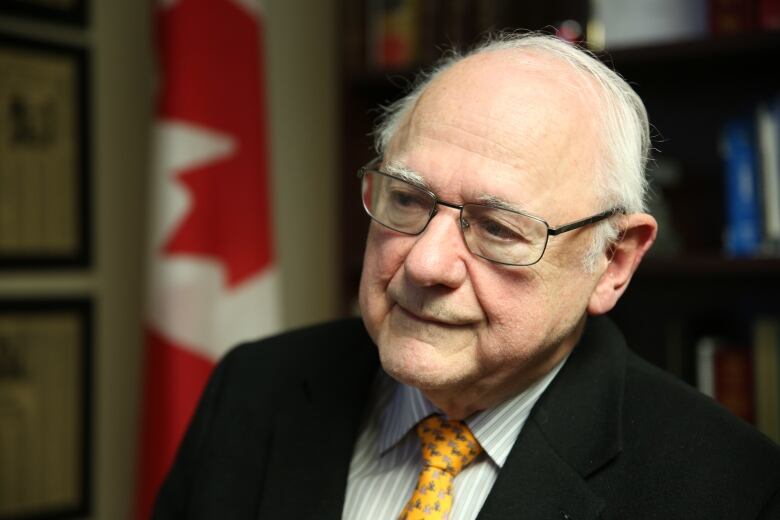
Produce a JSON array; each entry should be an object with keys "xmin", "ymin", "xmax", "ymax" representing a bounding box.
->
[{"xmin": 386, "ymin": 50, "xmax": 604, "ymax": 217}]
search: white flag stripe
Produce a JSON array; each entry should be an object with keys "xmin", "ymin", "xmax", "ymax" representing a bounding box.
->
[
  {"xmin": 149, "ymin": 120, "xmax": 236, "ymax": 249},
  {"xmin": 149, "ymin": 262, "xmax": 280, "ymax": 359}
]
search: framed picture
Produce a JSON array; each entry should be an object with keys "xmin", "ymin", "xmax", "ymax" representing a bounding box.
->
[
  {"xmin": 0, "ymin": 33, "xmax": 90, "ymax": 269},
  {"xmin": 0, "ymin": 0, "xmax": 87, "ymax": 26},
  {"xmin": 0, "ymin": 298, "xmax": 91, "ymax": 519}
]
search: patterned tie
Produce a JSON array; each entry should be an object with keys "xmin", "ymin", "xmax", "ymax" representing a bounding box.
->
[{"xmin": 398, "ymin": 415, "xmax": 483, "ymax": 520}]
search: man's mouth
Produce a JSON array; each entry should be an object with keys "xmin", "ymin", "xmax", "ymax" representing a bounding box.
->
[{"xmin": 394, "ymin": 303, "xmax": 471, "ymax": 327}]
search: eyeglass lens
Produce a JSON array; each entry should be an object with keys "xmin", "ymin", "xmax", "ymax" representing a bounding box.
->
[{"xmin": 361, "ymin": 171, "xmax": 549, "ymax": 266}]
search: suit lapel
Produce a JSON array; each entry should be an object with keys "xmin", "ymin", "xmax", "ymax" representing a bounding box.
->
[
  {"xmin": 256, "ymin": 329, "xmax": 379, "ymax": 520},
  {"xmin": 476, "ymin": 422, "xmax": 605, "ymax": 520},
  {"xmin": 477, "ymin": 316, "xmax": 627, "ymax": 520}
]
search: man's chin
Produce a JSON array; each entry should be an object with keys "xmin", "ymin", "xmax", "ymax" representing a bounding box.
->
[{"xmin": 376, "ymin": 333, "xmax": 466, "ymax": 390}]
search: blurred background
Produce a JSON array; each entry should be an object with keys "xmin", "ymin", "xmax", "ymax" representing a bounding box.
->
[{"xmin": 0, "ymin": 0, "xmax": 778, "ymax": 518}]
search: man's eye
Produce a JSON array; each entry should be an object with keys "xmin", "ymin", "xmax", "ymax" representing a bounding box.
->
[
  {"xmin": 476, "ymin": 218, "xmax": 525, "ymax": 242},
  {"xmin": 389, "ymin": 189, "xmax": 428, "ymax": 209}
]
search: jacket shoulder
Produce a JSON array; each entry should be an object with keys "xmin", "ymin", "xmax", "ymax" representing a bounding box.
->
[
  {"xmin": 225, "ymin": 317, "xmax": 373, "ymax": 372},
  {"xmin": 624, "ymin": 351, "xmax": 779, "ymax": 458},
  {"xmin": 207, "ymin": 317, "xmax": 376, "ymax": 411},
  {"xmin": 611, "ymin": 351, "xmax": 780, "ymax": 517}
]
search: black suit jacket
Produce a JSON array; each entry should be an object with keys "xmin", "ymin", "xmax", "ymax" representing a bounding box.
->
[{"xmin": 154, "ymin": 316, "xmax": 780, "ymax": 519}]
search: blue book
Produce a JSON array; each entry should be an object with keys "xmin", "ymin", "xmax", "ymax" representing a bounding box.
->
[{"xmin": 722, "ymin": 116, "xmax": 762, "ymax": 257}]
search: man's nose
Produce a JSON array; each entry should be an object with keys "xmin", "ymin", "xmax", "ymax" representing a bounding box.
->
[{"xmin": 403, "ymin": 208, "xmax": 469, "ymax": 288}]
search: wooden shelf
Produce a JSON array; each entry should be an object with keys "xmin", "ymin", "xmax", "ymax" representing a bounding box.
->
[
  {"xmin": 347, "ymin": 30, "xmax": 780, "ymax": 92},
  {"xmin": 599, "ymin": 29, "xmax": 780, "ymax": 68},
  {"xmin": 637, "ymin": 256, "xmax": 780, "ymax": 279}
]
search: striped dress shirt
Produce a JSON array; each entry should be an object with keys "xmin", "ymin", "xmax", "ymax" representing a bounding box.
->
[{"xmin": 342, "ymin": 358, "xmax": 566, "ymax": 520}]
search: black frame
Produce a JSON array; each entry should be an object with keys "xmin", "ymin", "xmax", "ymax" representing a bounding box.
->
[
  {"xmin": 0, "ymin": 297, "xmax": 92, "ymax": 520},
  {"xmin": 358, "ymin": 157, "xmax": 624, "ymax": 266},
  {"xmin": 0, "ymin": 33, "xmax": 91, "ymax": 269},
  {"xmin": 0, "ymin": 0, "xmax": 87, "ymax": 26}
]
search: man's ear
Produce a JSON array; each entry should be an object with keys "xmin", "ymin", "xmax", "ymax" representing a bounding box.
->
[{"xmin": 587, "ymin": 213, "xmax": 658, "ymax": 316}]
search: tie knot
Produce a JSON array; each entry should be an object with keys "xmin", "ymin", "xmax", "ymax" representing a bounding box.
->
[{"xmin": 416, "ymin": 415, "xmax": 482, "ymax": 476}]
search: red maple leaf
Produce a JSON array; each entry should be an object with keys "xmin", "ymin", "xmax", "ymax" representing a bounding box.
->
[{"xmin": 157, "ymin": 0, "xmax": 273, "ymax": 287}]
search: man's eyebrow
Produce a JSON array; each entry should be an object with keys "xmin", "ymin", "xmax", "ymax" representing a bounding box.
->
[
  {"xmin": 382, "ymin": 162, "xmax": 531, "ymax": 214},
  {"xmin": 476, "ymin": 194, "xmax": 530, "ymax": 214},
  {"xmin": 383, "ymin": 161, "xmax": 430, "ymax": 190}
]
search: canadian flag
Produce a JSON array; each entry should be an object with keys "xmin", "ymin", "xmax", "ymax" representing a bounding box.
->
[{"xmin": 135, "ymin": 0, "xmax": 280, "ymax": 518}]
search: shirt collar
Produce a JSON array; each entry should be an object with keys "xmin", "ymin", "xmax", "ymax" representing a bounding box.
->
[{"xmin": 377, "ymin": 356, "xmax": 568, "ymax": 468}]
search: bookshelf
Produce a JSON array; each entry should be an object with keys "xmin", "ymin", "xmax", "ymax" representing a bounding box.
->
[{"xmin": 337, "ymin": 1, "xmax": 780, "ymax": 438}]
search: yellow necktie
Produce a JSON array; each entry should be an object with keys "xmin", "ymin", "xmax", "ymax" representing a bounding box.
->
[{"xmin": 399, "ymin": 415, "xmax": 483, "ymax": 520}]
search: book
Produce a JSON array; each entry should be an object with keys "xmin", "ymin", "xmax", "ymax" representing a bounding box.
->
[
  {"xmin": 366, "ymin": 0, "xmax": 422, "ymax": 70},
  {"xmin": 722, "ymin": 116, "xmax": 763, "ymax": 257},
  {"xmin": 754, "ymin": 317, "xmax": 780, "ymax": 443},
  {"xmin": 696, "ymin": 336, "xmax": 755, "ymax": 423},
  {"xmin": 589, "ymin": 0, "xmax": 707, "ymax": 50},
  {"xmin": 710, "ymin": 0, "xmax": 780, "ymax": 32},
  {"xmin": 710, "ymin": 0, "xmax": 755, "ymax": 34},
  {"xmin": 757, "ymin": 95, "xmax": 780, "ymax": 252},
  {"xmin": 696, "ymin": 337, "xmax": 717, "ymax": 398},
  {"xmin": 757, "ymin": 0, "xmax": 780, "ymax": 29}
]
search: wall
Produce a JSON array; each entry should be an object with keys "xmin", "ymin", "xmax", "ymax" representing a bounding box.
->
[
  {"xmin": 0, "ymin": 0, "xmax": 339, "ymax": 517},
  {"xmin": 266, "ymin": 0, "xmax": 341, "ymax": 329}
]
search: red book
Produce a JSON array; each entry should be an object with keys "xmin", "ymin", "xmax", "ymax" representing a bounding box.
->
[
  {"xmin": 710, "ymin": 0, "xmax": 755, "ymax": 34},
  {"xmin": 714, "ymin": 345, "xmax": 755, "ymax": 423},
  {"xmin": 757, "ymin": 0, "xmax": 780, "ymax": 29},
  {"xmin": 367, "ymin": 0, "xmax": 421, "ymax": 70}
]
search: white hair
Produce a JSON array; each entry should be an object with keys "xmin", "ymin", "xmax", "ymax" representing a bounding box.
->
[{"xmin": 372, "ymin": 32, "xmax": 651, "ymax": 271}]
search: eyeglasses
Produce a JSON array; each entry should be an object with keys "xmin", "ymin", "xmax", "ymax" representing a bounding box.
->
[{"xmin": 358, "ymin": 157, "xmax": 624, "ymax": 266}]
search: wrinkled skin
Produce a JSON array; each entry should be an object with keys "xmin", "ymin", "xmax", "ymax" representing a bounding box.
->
[{"xmin": 359, "ymin": 50, "xmax": 657, "ymax": 419}]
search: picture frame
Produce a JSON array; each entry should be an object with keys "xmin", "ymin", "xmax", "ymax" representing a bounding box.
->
[
  {"xmin": 0, "ymin": 0, "xmax": 87, "ymax": 27},
  {"xmin": 0, "ymin": 33, "xmax": 90, "ymax": 269},
  {"xmin": 0, "ymin": 297, "xmax": 92, "ymax": 519}
]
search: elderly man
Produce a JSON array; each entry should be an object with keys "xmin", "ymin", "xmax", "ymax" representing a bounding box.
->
[{"xmin": 154, "ymin": 34, "xmax": 780, "ymax": 519}]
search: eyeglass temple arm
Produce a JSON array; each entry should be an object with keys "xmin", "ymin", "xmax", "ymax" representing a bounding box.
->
[
  {"xmin": 547, "ymin": 208, "xmax": 625, "ymax": 236},
  {"xmin": 357, "ymin": 157, "xmax": 383, "ymax": 176}
]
